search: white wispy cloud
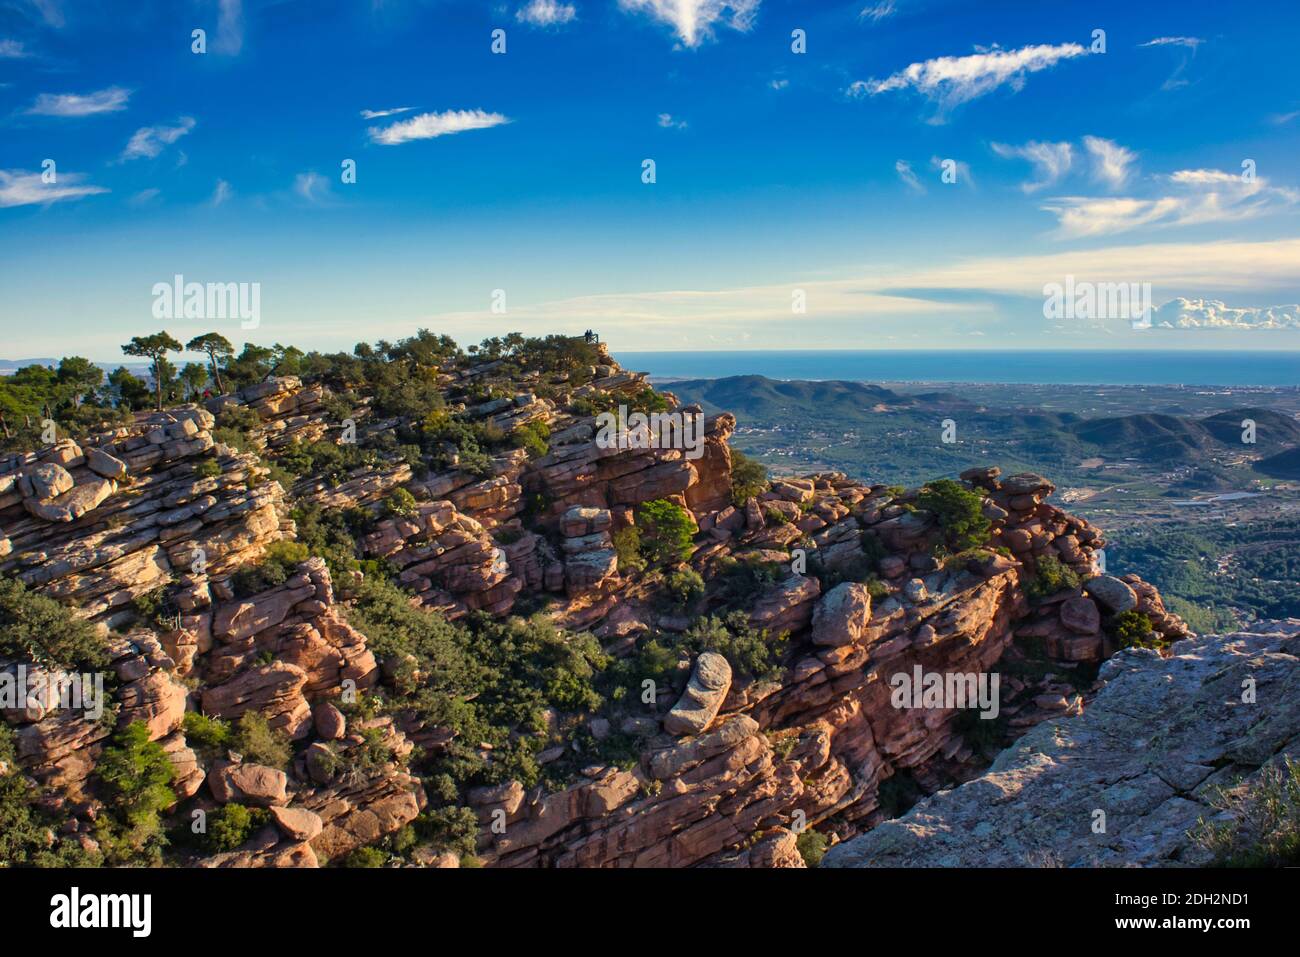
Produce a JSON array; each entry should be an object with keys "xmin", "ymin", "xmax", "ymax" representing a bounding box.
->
[
  {"xmin": 1082, "ymin": 136, "xmax": 1136, "ymax": 189},
  {"xmin": 0, "ymin": 39, "xmax": 30, "ymax": 58},
  {"xmin": 849, "ymin": 42, "xmax": 1087, "ymax": 118},
  {"xmin": 294, "ymin": 171, "xmax": 330, "ymax": 203},
  {"xmin": 129, "ymin": 188, "xmax": 160, "ymax": 207},
  {"xmin": 516, "ymin": 0, "xmax": 577, "ymax": 27},
  {"xmin": 368, "ymin": 109, "xmax": 510, "ymax": 145},
  {"xmin": 859, "ymin": 1, "xmax": 895, "ymax": 22},
  {"xmin": 617, "ymin": 0, "xmax": 759, "ymax": 48},
  {"xmin": 1140, "ymin": 36, "xmax": 1203, "ymax": 49},
  {"xmin": 895, "ymin": 159, "xmax": 924, "ymax": 193},
  {"xmin": 1040, "ymin": 168, "xmax": 1298, "ymax": 239},
  {"xmin": 28, "ymin": 0, "xmax": 64, "ymax": 27},
  {"xmin": 657, "ymin": 112, "xmax": 688, "ymax": 129},
  {"xmin": 120, "ymin": 116, "xmax": 196, "ymax": 161},
  {"xmin": 407, "ymin": 237, "xmax": 1300, "ymax": 347},
  {"xmin": 991, "ymin": 140, "xmax": 1073, "ymax": 193},
  {"xmin": 360, "ymin": 106, "xmax": 414, "ymax": 119},
  {"xmin": 210, "ymin": 179, "xmax": 232, "ymax": 207},
  {"xmin": 0, "ymin": 168, "xmax": 107, "ymax": 207},
  {"xmin": 769, "ymin": 77, "xmax": 789, "ymax": 90},
  {"xmin": 26, "ymin": 86, "xmax": 130, "ymax": 116},
  {"xmin": 215, "ymin": 0, "xmax": 243, "ymax": 55},
  {"xmin": 1151, "ymin": 297, "xmax": 1300, "ymax": 330},
  {"xmin": 1139, "ymin": 35, "xmax": 1203, "ymax": 90}
]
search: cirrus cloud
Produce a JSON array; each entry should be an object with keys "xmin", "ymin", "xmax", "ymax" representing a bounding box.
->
[
  {"xmin": 0, "ymin": 168, "xmax": 107, "ymax": 207},
  {"xmin": 1040, "ymin": 167, "xmax": 1299, "ymax": 239},
  {"xmin": 617, "ymin": 0, "xmax": 759, "ymax": 48},
  {"xmin": 26, "ymin": 85, "xmax": 130, "ymax": 116},
  {"xmin": 368, "ymin": 109, "xmax": 510, "ymax": 145},
  {"xmin": 849, "ymin": 42, "xmax": 1088, "ymax": 120},
  {"xmin": 991, "ymin": 140, "xmax": 1073, "ymax": 193},
  {"xmin": 120, "ymin": 117, "xmax": 196, "ymax": 161}
]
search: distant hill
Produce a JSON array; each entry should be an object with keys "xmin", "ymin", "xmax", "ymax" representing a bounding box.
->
[
  {"xmin": 666, "ymin": 375, "xmax": 911, "ymax": 420},
  {"xmin": 1065, "ymin": 413, "xmax": 1213, "ymax": 461},
  {"xmin": 1255, "ymin": 445, "xmax": 1300, "ymax": 479},
  {"xmin": 1199, "ymin": 407, "xmax": 1300, "ymax": 448}
]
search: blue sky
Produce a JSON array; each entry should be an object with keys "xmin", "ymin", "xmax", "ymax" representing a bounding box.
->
[{"xmin": 2, "ymin": 0, "xmax": 1299, "ymax": 359}]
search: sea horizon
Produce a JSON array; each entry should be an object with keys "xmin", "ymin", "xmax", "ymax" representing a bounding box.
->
[{"xmin": 624, "ymin": 349, "xmax": 1300, "ymax": 388}]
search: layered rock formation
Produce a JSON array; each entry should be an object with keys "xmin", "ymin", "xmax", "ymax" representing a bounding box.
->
[{"xmin": 0, "ymin": 342, "xmax": 1201, "ymax": 869}]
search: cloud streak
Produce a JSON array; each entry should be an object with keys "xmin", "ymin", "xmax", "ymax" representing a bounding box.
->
[
  {"xmin": 850, "ymin": 42, "xmax": 1087, "ymax": 118},
  {"xmin": 895, "ymin": 159, "xmax": 924, "ymax": 193},
  {"xmin": 1041, "ymin": 168, "xmax": 1298, "ymax": 239},
  {"xmin": 368, "ymin": 109, "xmax": 510, "ymax": 145},
  {"xmin": 120, "ymin": 117, "xmax": 196, "ymax": 161},
  {"xmin": 0, "ymin": 168, "xmax": 107, "ymax": 207},
  {"xmin": 991, "ymin": 140, "xmax": 1072, "ymax": 192},
  {"xmin": 360, "ymin": 106, "xmax": 414, "ymax": 119},
  {"xmin": 26, "ymin": 86, "xmax": 130, "ymax": 116}
]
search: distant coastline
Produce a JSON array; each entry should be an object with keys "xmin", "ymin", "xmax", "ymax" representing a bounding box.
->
[{"xmin": 624, "ymin": 350, "xmax": 1300, "ymax": 388}]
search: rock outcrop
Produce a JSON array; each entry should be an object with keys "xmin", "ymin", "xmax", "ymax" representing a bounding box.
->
[
  {"xmin": 0, "ymin": 345, "xmax": 1203, "ymax": 870},
  {"xmin": 823, "ymin": 621, "xmax": 1300, "ymax": 868}
]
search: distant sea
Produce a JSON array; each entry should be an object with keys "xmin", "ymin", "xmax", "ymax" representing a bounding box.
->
[{"xmin": 622, "ymin": 350, "xmax": 1300, "ymax": 388}]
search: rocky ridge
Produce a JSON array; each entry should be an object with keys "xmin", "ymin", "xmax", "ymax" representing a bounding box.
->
[{"xmin": 0, "ymin": 340, "xmax": 1197, "ymax": 868}]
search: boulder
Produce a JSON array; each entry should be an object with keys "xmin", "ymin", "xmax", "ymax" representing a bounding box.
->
[
  {"xmin": 664, "ymin": 652, "xmax": 732, "ymax": 736},
  {"xmin": 1084, "ymin": 575, "xmax": 1138, "ymax": 615},
  {"xmin": 24, "ymin": 478, "xmax": 115, "ymax": 522},
  {"xmin": 811, "ymin": 582, "xmax": 872, "ymax": 647},
  {"xmin": 208, "ymin": 761, "xmax": 289, "ymax": 807},
  {"xmin": 313, "ymin": 702, "xmax": 346, "ymax": 740},
  {"xmin": 25, "ymin": 462, "xmax": 73, "ymax": 500},
  {"xmin": 270, "ymin": 806, "xmax": 324, "ymax": 842},
  {"xmin": 1000, "ymin": 472, "xmax": 1055, "ymax": 497},
  {"xmin": 86, "ymin": 447, "xmax": 128, "ymax": 479},
  {"xmin": 1059, "ymin": 596, "xmax": 1101, "ymax": 635}
]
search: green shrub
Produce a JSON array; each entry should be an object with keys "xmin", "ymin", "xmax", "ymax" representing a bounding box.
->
[
  {"xmin": 796, "ymin": 829, "xmax": 828, "ymax": 867},
  {"xmin": 95, "ymin": 721, "xmax": 176, "ymax": 865},
  {"xmin": 682, "ymin": 611, "xmax": 786, "ymax": 680},
  {"xmin": 612, "ymin": 526, "xmax": 646, "ymax": 575},
  {"xmin": 417, "ymin": 805, "xmax": 479, "ymax": 857},
  {"xmin": 763, "ymin": 505, "xmax": 790, "ymax": 525},
  {"xmin": 864, "ymin": 576, "xmax": 889, "ymax": 601},
  {"xmin": 713, "ymin": 556, "xmax": 782, "ymax": 611},
  {"xmin": 385, "ymin": 487, "xmax": 418, "ymax": 518},
  {"xmin": 0, "ymin": 578, "xmax": 108, "ymax": 672},
  {"xmin": 511, "ymin": 419, "xmax": 550, "ymax": 459},
  {"xmin": 343, "ymin": 845, "xmax": 386, "ymax": 868},
  {"xmin": 729, "ymin": 448, "xmax": 768, "ymax": 506},
  {"xmin": 194, "ymin": 458, "xmax": 222, "ymax": 479},
  {"xmin": 917, "ymin": 479, "xmax": 991, "ymax": 552},
  {"xmin": 232, "ymin": 712, "xmax": 292, "ymax": 770},
  {"xmin": 637, "ymin": 499, "xmax": 695, "ymax": 567},
  {"xmin": 182, "ymin": 712, "xmax": 231, "ymax": 755},
  {"xmin": 0, "ymin": 725, "xmax": 95, "ymax": 866},
  {"xmin": 665, "ymin": 567, "xmax": 705, "ymax": 607},
  {"xmin": 1110, "ymin": 610, "xmax": 1157, "ymax": 649},
  {"xmin": 230, "ymin": 540, "xmax": 309, "ymax": 598},
  {"xmin": 1024, "ymin": 554, "xmax": 1083, "ymax": 602},
  {"xmin": 204, "ymin": 803, "xmax": 267, "ymax": 852}
]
